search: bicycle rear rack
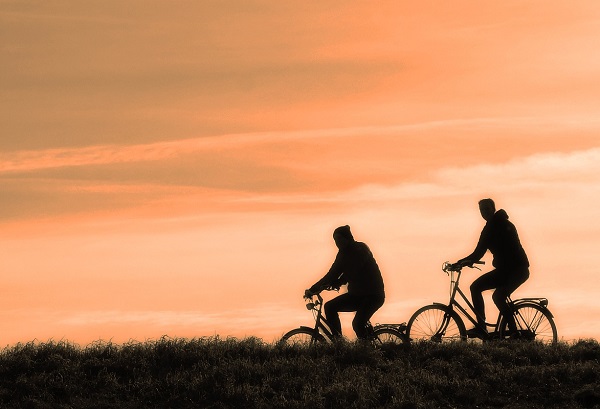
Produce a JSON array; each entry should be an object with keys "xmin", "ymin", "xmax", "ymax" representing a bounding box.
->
[
  {"xmin": 513, "ymin": 297, "xmax": 549, "ymax": 308},
  {"xmin": 375, "ymin": 323, "xmax": 408, "ymax": 334}
]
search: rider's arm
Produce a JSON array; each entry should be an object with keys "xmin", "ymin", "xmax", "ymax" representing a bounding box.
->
[
  {"xmin": 308, "ymin": 252, "xmax": 345, "ymax": 295},
  {"xmin": 457, "ymin": 228, "xmax": 488, "ymax": 266}
]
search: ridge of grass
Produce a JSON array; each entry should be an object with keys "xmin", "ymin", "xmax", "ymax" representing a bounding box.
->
[{"xmin": 0, "ymin": 337, "xmax": 598, "ymax": 408}]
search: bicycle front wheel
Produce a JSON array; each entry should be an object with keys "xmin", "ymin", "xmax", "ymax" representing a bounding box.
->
[
  {"xmin": 280, "ymin": 327, "xmax": 325, "ymax": 346},
  {"xmin": 407, "ymin": 304, "xmax": 466, "ymax": 342},
  {"xmin": 372, "ymin": 327, "xmax": 407, "ymax": 345},
  {"xmin": 501, "ymin": 303, "xmax": 558, "ymax": 344}
]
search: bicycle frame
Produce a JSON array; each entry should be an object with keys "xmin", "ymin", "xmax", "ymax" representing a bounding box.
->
[
  {"xmin": 299, "ymin": 292, "xmax": 405, "ymax": 342},
  {"xmin": 439, "ymin": 268, "xmax": 499, "ymax": 333},
  {"xmin": 301, "ymin": 293, "xmax": 337, "ymax": 341}
]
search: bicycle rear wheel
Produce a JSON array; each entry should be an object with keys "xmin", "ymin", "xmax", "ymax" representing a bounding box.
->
[
  {"xmin": 500, "ymin": 303, "xmax": 558, "ymax": 344},
  {"xmin": 372, "ymin": 327, "xmax": 407, "ymax": 345},
  {"xmin": 280, "ymin": 327, "xmax": 325, "ymax": 346},
  {"xmin": 407, "ymin": 304, "xmax": 466, "ymax": 342}
]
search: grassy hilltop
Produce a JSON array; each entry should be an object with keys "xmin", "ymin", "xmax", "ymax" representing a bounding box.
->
[{"xmin": 0, "ymin": 337, "xmax": 598, "ymax": 409}]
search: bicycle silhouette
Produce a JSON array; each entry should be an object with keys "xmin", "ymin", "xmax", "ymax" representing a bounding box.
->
[
  {"xmin": 407, "ymin": 261, "xmax": 557, "ymax": 344},
  {"xmin": 281, "ymin": 288, "xmax": 409, "ymax": 346}
]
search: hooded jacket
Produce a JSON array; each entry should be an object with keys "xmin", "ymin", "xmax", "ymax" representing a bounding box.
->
[
  {"xmin": 310, "ymin": 241, "xmax": 385, "ymax": 297},
  {"xmin": 460, "ymin": 209, "xmax": 529, "ymax": 270}
]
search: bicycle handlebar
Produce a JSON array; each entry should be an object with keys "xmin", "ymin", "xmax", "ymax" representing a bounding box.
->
[
  {"xmin": 303, "ymin": 285, "xmax": 341, "ymax": 310},
  {"xmin": 304, "ymin": 285, "xmax": 339, "ymax": 299},
  {"xmin": 443, "ymin": 260, "xmax": 485, "ymax": 273}
]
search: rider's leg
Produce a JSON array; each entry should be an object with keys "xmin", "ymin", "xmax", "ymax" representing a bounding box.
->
[
  {"xmin": 470, "ymin": 269, "xmax": 504, "ymax": 329},
  {"xmin": 324, "ymin": 293, "xmax": 359, "ymax": 338},
  {"xmin": 492, "ymin": 268, "xmax": 530, "ymax": 333},
  {"xmin": 352, "ymin": 294, "xmax": 385, "ymax": 339}
]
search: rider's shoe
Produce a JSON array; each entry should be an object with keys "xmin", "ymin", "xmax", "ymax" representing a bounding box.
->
[
  {"xmin": 506, "ymin": 330, "xmax": 527, "ymax": 341},
  {"xmin": 466, "ymin": 327, "xmax": 488, "ymax": 339},
  {"xmin": 507, "ymin": 333, "xmax": 521, "ymax": 341}
]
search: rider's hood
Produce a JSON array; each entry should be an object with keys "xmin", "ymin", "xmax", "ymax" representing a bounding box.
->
[
  {"xmin": 494, "ymin": 209, "xmax": 508, "ymax": 220},
  {"xmin": 493, "ymin": 209, "xmax": 509, "ymax": 221}
]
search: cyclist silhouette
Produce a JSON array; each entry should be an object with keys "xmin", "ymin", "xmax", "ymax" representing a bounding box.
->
[
  {"xmin": 454, "ymin": 198, "xmax": 530, "ymax": 338},
  {"xmin": 305, "ymin": 225, "xmax": 385, "ymax": 339}
]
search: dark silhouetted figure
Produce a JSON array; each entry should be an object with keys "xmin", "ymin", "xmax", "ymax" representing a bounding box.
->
[
  {"xmin": 305, "ymin": 225, "xmax": 385, "ymax": 339},
  {"xmin": 454, "ymin": 198, "xmax": 529, "ymax": 338}
]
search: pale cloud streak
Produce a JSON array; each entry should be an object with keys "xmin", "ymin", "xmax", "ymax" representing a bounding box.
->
[
  {"xmin": 2, "ymin": 117, "xmax": 599, "ymax": 174},
  {"xmin": 234, "ymin": 145, "xmax": 600, "ymax": 206},
  {"xmin": 436, "ymin": 147, "xmax": 600, "ymax": 188}
]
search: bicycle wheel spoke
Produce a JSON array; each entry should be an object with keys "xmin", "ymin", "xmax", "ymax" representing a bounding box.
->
[
  {"xmin": 510, "ymin": 304, "xmax": 557, "ymax": 344},
  {"xmin": 408, "ymin": 305, "xmax": 465, "ymax": 342},
  {"xmin": 528, "ymin": 310, "xmax": 544, "ymax": 332}
]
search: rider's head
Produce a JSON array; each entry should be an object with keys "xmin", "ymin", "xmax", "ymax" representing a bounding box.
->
[
  {"xmin": 333, "ymin": 225, "xmax": 354, "ymax": 249},
  {"xmin": 478, "ymin": 198, "xmax": 496, "ymax": 221}
]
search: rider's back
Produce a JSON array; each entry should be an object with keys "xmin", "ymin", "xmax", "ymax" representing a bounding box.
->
[
  {"xmin": 481, "ymin": 209, "xmax": 529, "ymax": 269},
  {"xmin": 333, "ymin": 241, "xmax": 385, "ymax": 296}
]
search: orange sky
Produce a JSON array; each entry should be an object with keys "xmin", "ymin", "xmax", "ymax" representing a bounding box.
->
[{"xmin": 1, "ymin": 1, "xmax": 599, "ymax": 345}]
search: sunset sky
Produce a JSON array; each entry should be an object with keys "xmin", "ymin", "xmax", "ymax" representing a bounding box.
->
[{"xmin": 1, "ymin": 1, "xmax": 599, "ymax": 345}]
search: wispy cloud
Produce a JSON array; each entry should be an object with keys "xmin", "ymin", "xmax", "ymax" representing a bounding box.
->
[
  {"xmin": 437, "ymin": 147, "xmax": 600, "ymax": 187},
  {"xmin": 238, "ymin": 146, "xmax": 600, "ymax": 205},
  {"xmin": 2, "ymin": 117, "xmax": 599, "ymax": 174}
]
